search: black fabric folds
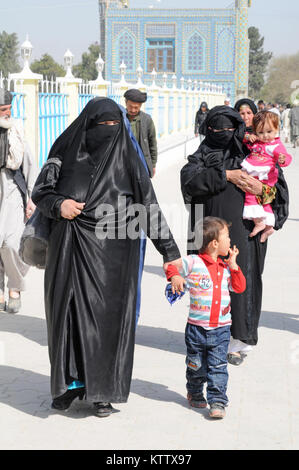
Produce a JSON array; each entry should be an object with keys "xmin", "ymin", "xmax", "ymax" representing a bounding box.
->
[
  {"xmin": 0, "ymin": 127, "xmax": 8, "ymax": 168},
  {"xmin": 32, "ymin": 97, "xmax": 180, "ymax": 402}
]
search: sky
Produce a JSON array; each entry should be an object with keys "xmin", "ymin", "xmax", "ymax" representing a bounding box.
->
[{"xmin": 0, "ymin": 0, "xmax": 299, "ymax": 65}]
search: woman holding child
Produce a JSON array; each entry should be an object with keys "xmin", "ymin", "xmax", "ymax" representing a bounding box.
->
[{"xmin": 180, "ymin": 104, "xmax": 289, "ymax": 365}]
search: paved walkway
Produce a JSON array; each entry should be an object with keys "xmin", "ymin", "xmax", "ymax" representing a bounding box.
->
[{"xmin": 0, "ymin": 139, "xmax": 298, "ymax": 450}]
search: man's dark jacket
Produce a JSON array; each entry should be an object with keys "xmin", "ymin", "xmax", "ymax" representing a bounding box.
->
[{"xmin": 134, "ymin": 111, "xmax": 157, "ymax": 178}]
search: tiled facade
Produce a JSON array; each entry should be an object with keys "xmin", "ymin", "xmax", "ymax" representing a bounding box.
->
[{"xmin": 99, "ymin": 0, "xmax": 251, "ymax": 103}]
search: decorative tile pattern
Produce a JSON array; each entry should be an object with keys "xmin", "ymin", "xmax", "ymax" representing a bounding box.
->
[
  {"xmin": 146, "ymin": 24, "xmax": 176, "ymax": 37},
  {"xmin": 187, "ymin": 32, "xmax": 206, "ymax": 73},
  {"xmin": 101, "ymin": 2, "xmax": 251, "ymax": 101},
  {"xmin": 216, "ymin": 25, "xmax": 236, "ymax": 73},
  {"xmin": 118, "ymin": 30, "xmax": 136, "ymax": 71}
]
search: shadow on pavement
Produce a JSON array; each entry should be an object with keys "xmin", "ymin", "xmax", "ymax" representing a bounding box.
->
[
  {"xmin": 131, "ymin": 378, "xmax": 207, "ymax": 417},
  {"xmin": 0, "ymin": 365, "xmax": 98, "ymax": 420},
  {"xmin": 143, "ymin": 265, "xmax": 165, "ymax": 278},
  {"xmin": 260, "ymin": 310, "xmax": 299, "ymax": 335},
  {"xmin": 0, "ymin": 313, "xmax": 47, "ymax": 346},
  {"xmin": 136, "ymin": 324, "xmax": 185, "ymax": 355}
]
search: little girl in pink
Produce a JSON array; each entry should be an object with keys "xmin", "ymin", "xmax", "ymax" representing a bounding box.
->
[{"xmin": 241, "ymin": 111, "xmax": 292, "ymax": 242}]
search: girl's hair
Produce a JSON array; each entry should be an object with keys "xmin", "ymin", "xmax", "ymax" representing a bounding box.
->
[
  {"xmin": 195, "ymin": 216, "xmax": 231, "ymax": 254},
  {"xmin": 252, "ymin": 110, "xmax": 280, "ymax": 133}
]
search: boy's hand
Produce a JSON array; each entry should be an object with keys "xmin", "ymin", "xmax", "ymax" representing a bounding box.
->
[
  {"xmin": 225, "ymin": 245, "xmax": 239, "ymax": 271},
  {"xmin": 278, "ymin": 153, "xmax": 286, "ymax": 165},
  {"xmin": 170, "ymin": 275, "xmax": 186, "ymax": 294}
]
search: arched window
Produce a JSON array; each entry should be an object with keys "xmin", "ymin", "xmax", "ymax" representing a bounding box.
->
[
  {"xmin": 216, "ymin": 28, "xmax": 235, "ymax": 73},
  {"xmin": 117, "ymin": 30, "xmax": 136, "ymax": 72},
  {"xmin": 187, "ymin": 32, "xmax": 206, "ymax": 72}
]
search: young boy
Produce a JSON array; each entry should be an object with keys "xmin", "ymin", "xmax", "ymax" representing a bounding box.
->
[{"xmin": 166, "ymin": 217, "xmax": 246, "ymax": 419}]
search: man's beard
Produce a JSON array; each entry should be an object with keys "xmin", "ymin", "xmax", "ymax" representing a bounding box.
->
[{"xmin": 0, "ymin": 116, "xmax": 13, "ymax": 130}]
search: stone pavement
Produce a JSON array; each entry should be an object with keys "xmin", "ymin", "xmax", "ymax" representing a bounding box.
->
[{"xmin": 0, "ymin": 139, "xmax": 298, "ymax": 450}]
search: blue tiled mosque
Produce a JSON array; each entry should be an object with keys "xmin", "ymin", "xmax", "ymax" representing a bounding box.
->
[{"xmin": 99, "ymin": 0, "xmax": 251, "ymax": 103}]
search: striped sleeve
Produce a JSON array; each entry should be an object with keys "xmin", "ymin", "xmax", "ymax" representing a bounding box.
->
[{"xmin": 166, "ymin": 255, "xmax": 195, "ymax": 281}]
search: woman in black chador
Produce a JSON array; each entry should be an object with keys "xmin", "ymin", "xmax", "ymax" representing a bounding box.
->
[
  {"xmin": 32, "ymin": 98, "xmax": 180, "ymax": 417},
  {"xmin": 181, "ymin": 105, "xmax": 289, "ymax": 365}
]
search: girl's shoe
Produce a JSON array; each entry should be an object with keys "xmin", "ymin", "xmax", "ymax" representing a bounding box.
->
[
  {"xmin": 51, "ymin": 388, "xmax": 85, "ymax": 411},
  {"xmin": 0, "ymin": 301, "xmax": 6, "ymax": 312},
  {"xmin": 93, "ymin": 402, "xmax": 113, "ymax": 418}
]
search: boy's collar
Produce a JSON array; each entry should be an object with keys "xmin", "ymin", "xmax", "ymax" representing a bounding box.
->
[{"xmin": 199, "ymin": 253, "xmax": 226, "ymax": 267}]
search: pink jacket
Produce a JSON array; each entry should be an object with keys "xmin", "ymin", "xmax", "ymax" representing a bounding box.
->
[{"xmin": 242, "ymin": 138, "xmax": 292, "ymax": 186}]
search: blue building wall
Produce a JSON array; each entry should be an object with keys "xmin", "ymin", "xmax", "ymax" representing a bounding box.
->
[{"xmin": 104, "ymin": 7, "xmax": 244, "ymax": 103}]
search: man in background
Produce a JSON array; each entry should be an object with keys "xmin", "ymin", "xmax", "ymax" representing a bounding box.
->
[
  {"xmin": 257, "ymin": 100, "xmax": 266, "ymax": 111},
  {"xmin": 290, "ymin": 102, "xmax": 299, "ymax": 148},
  {"xmin": 124, "ymin": 89, "xmax": 157, "ymax": 178}
]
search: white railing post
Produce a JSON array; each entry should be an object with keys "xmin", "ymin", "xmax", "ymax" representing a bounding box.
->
[
  {"xmin": 9, "ymin": 35, "xmax": 42, "ymax": 163},
  {"xmin": 90, "ymin": 54, "xmax": 109, "ymax": 97},
  {"xmin": 57, "ymin": 49, "xmax": 81, "ymax": 125}
]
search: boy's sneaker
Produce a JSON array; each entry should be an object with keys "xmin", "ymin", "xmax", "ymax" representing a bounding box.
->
[
  {"xmin": 209, "ymin": 403, "xmax": 226, "ymax": 419},
  {"xmin": 187, "ymin": 392, "xmax": 207, "ymax": 409}
]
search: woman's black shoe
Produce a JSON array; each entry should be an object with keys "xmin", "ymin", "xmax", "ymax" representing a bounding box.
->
[
  {"xmin": 51, "ymin": 388, "xmax": 85, "ymax": 411},
  {"xmin": 94, "ymin": 402, "xmax": 113, "ymax": 418}
]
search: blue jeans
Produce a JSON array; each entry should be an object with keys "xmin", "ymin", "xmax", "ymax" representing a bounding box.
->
[{"xmin": 185, "ymin": 323, "xmax": 231, "ymax": 406}]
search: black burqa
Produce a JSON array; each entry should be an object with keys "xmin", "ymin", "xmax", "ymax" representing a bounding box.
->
[
  {"xmin": 32, "ymin": 97, "xmax": 180, "ymax": 402},
  {"xmin": 181, "ymin": 105, "xmax": 275, "ymax": 346}
]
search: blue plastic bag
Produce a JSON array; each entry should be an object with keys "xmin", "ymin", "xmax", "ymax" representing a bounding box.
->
[{"xmin": 165, "ymin": 283, "xmax": 185, "ymax": 306}]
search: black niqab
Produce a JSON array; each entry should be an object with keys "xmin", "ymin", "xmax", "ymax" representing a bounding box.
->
[{"xmin": 199, "ymin": 105, "xmax": 246, "ymax": 159}]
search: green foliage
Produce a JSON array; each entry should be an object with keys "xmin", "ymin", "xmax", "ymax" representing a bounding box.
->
[
  {"xmin": 0, "ymin": 31, "xmax": 20, "ymax": 75},
  {"xmin": 261, "ymin": 52, "xmax": 299, "ymax": 104},
  {"xmin": 31, "ymin": 54, "xmax": 65, "ymax": 79},
  {"xmin": 248, "ymin": 27, "xmax": 272, "ymax": 100},
  {"xmin": 73, "ymin": 43, "xmax": 101, "ymax": 81}
]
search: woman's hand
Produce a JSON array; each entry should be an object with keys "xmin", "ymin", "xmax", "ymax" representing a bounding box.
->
[
  {"xmin": 226, "ymin": 170, "xmax": 263, "ymax": 196},
  {"xmin": 25, "ymin": 198, "xmax": 36, "ymax": 219},
  {"xmin": 60, "ymin": 199, "xmax": 85, "ymax": 220}
]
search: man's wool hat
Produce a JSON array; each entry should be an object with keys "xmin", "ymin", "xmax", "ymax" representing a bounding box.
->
[
  {"xmin": 124, "ymin": 89, "xmax": 147, "ymax": 103},
  {"xmin": 0, "ymin": 88, "xmax": 13, "ymax": 106}
]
